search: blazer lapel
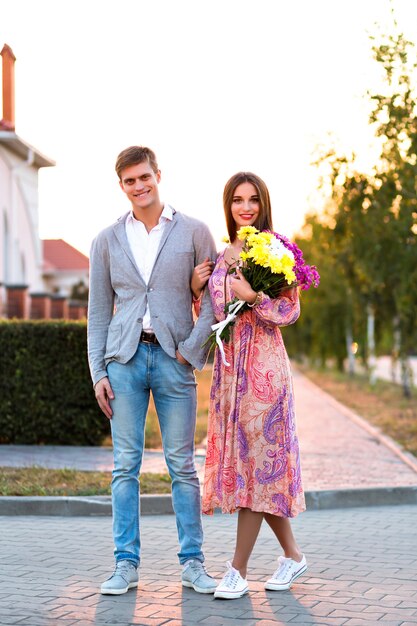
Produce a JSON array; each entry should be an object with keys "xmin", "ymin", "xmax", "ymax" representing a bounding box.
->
[
  {"xmin": 151, "ymin": 210, "xmax": 177, "ymax": 269},
  {"xmin": 113, "ymin": 214, "xmax": 146, "ymax": 285}
]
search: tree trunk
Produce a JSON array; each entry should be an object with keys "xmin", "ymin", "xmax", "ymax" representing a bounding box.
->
[
  {"xmin": 391, "ymin": 315, "xmax": 400, "ymax": 384},
  {"xmin": 395, "ymin": 317, "xmax": 413, "ymax": 398},
  {"xmin": 399, "ymin": 354, "xmax": 412, "ymax": 398},
  {"xmin": 345, "ymin": 323, "xmax": 355, "ymax": 376},
  {"xmin": 367, "ymin": 304, "xmax": 376, "ymax": 386}
]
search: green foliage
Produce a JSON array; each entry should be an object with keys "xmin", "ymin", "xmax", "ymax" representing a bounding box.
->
[
  {"xmin": 283, "ymin": 215, "xmax": 354, "ymax": 370},
  {"xmin": 70, "ymin": 280, "xmax": 89, "ymax": 302},
  {"xmin": 0, "ymin": 320, "xmax": 109, "ymax": 445},
  {"xmin": 287, "ymin": 19, "xmax": 417, "ymax": 380},
  {"xmin": 367, "ymin": 26, "xmax": 417, "ymax": 358}
]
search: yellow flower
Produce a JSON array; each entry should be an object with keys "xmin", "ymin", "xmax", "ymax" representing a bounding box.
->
[
  {"xmin": 269, "ymin": 253, "xmax": 295, "ymax": 276},
  {"xmin": 248, "ymin": 244, "xmax": 271, "ymax": 267},
  {"xmin": 284, "ymin": 269, "xmax": 296, "ymax": 284},
  {"xmin": 237, "ymin": 226, "xmax": 258, "ymax": 241},
  {"xmin": 255, "ymin": 232, "xmax": 274, "ymax": 246},
  {"xmin": 221, "ymin": 236, "xmax": 230, "ymax": 243}
]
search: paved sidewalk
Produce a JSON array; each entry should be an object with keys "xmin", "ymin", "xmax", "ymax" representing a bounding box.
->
[
  {"xmin": 294, "ymin": 371, "xmax": 417, "ymax": 491},
  {"xmin": 0, "ymin": 445, "xmax": 206, "ymax": 479},
  {"xmin": 1, "ymin": 504, "xmax": 416, "ymax": 625},
  {"xmin": 1, "ymin": 370, "xmax": 416, "ymax": 491}
]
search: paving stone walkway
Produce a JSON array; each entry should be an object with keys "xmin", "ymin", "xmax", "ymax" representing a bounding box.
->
[
  {"xmin": 1, "ymin": 504, "xmax": 416, "ymax": 625},
  {"xmin": 294, "ymin": 372, "xmax": 417, "ymax": 491},
  {"xmin": 1, "ymin": 369, "xmax": 417, "ymax": 624}
]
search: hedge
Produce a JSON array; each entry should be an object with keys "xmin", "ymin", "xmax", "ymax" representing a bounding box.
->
[{"xmin": 0, "ymin": 320, "xmax": 109, "ymax": 445}]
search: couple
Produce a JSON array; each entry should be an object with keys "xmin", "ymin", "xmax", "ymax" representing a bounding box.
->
[{"xmin": 87, "ymin": 145, "xmax": 306, "ymax": 600}]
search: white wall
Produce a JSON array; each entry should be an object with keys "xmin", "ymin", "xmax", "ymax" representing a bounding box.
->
[
  {"xmin": 43, "ymin": 269, "xmax": 89, "ymax": 297},
  {"xmin": 0, "ymin": 144, "xmax": 44, "ymax": 292}
]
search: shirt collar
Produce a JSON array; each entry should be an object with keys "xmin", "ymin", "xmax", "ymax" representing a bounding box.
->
[{"xmin": 127, "ymin": 203, "xmax": 174, "ymax": 225}]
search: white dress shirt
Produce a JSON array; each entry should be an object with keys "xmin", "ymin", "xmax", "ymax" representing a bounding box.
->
[{"xmin": 125, "ymin": 204, "xmax": 173, "ymax": 331}]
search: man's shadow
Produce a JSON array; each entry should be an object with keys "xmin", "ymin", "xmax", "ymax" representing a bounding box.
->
[
  {"xmin": 93, "ymin": 587, "xmax": 137, "ymax": 625},
  {"xmin": 180, "ymin": 585, "xmax": 255, "ymax": 625}
]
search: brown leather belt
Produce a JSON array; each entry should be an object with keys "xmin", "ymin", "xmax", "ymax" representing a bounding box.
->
[{"xmin": 140, "ymin": 331, "xmax": 159, "ymax": 345}]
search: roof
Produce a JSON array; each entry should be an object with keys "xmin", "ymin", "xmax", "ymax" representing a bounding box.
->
[
  {"xmin": 0, "ymin": 131, "xmax": 55, "ymax": 168},
  {"xmin": 43, "ymin": 239, "xmax": 89, "ymax": 272}
]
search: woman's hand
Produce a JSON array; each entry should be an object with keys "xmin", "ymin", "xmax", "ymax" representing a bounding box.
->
[
  {"xmin": 191, "ymin": 257, "xmax": 214, "ymax": 299},
  {"xmin": 229, "ymin": 267, "xmax": 258, "ymax": 304}
]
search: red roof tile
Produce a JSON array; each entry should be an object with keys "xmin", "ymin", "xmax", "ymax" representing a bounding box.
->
[{"xmin": 43, "ymin": 239, "xmax": 89, "ymax": 271}]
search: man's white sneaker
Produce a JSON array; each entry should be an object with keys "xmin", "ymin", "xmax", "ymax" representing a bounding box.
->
[
  {"xmin": 264, "ymin": 554, "xmax": 307, "ymax": 591},
  {"xmin": 214, "ymin": 561, "xmax": 249, "ymax": 599},
  {"xmin": 100, "ymin": 560, "xmax": 139, "ymax": 595}
]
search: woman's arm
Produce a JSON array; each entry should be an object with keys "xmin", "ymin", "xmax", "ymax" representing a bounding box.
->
[
  {"xmin": 229, "ymin": 268, "xmax": 300, "ymax": 326},
  {"xmin": 191, "ymin": 257, "xmax": 214, "ymax": 299},
  {"xmin": 251, "ymin": 287, "xmax": 300, "ymax": 327}
]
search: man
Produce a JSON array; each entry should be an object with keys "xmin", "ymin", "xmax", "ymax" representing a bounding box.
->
[{"xmin": 88, "ymin": 146, "xmax": 217, "ymax": 595}]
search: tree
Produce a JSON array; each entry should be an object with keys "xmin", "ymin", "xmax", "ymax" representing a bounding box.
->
[
  {"xmin": 366, "ymin": 23, "xmax": 417, "ymax": 395},
  {"xmin": 70, "ymin": 281, "xmax": 89, "ymax": 302},
  {"xmin": 293, "ymin": 17, "xmax": 417, "ymax": 396}
]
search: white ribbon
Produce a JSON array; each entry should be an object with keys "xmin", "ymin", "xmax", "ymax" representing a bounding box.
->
[{"xmin": 211, "ymin": 299, "xmax": 246, "ymax": 366}]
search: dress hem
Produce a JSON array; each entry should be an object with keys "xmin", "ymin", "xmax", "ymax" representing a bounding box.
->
[{"xmin": 202, "ymin": 502, "xmax": 306, "ymax": 518}]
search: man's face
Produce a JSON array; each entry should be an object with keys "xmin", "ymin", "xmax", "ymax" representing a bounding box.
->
[{"xmin": 119, "ymin": 161, "xmax": 161, "ymax": 211}]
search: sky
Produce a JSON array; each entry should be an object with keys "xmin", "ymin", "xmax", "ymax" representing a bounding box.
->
[{"xmin": 1, "ymin": 0, "xmax": 417, "ymax": 255}]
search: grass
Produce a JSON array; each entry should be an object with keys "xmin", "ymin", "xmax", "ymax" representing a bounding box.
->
[
  {"xmin": 299, "ymin": 364, "xmax": 417, "ymax": 458},
  {"xmin": 102, "ymin": 366, "xmax": 213, "ymax": 449},
  {"xmin": 0, "ymin": 467, "xmax": 172, "ymax": 496}
]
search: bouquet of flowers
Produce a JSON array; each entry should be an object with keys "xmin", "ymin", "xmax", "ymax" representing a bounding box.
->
[{"xmin": 206, "ymin": 226, "xmax": 320, "ymax": 364}]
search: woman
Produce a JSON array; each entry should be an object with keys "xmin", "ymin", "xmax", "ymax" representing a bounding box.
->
[{"xmin": 192, "ymin": 172, "xmax": 306, "ymax": 600}]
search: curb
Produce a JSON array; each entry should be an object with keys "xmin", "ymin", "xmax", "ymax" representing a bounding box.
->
[
  {"xmin": 305, "ymin": 486, "xmax": 417, "ymax": 509},
  {"xmin": 0, "ymin": 494, "xmax": 171, "ymax": 516},
  {"xmin": 1, "ymin": 486, "xmax": 416, "ymax": 516}
]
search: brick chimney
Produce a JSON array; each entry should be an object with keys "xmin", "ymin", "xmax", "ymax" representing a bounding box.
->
[{"xmin": 1, "ymin": 43, "xmax": 16, "ymax": 131}]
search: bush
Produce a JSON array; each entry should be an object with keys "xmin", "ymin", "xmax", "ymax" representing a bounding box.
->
[{"xmin": 0, "ymin": 320, "xmax": 109, "ymax": 445}]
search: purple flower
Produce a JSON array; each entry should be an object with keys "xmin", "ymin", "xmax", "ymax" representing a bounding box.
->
[{"xmin": 267, "ymin": 231, "xmax": 320, "ymax": 290}]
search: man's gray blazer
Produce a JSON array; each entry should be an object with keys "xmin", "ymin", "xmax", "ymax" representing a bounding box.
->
[{"xmin": 87, "ymin": 209, "xmax": 217, "ymax": 386}]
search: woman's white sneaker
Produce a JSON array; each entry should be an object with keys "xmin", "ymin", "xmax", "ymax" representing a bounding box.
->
[
  {"xmin": 265, "ymin": 554, "xmax": 307, "ymax": 591},
  {"xmin": 214, "ymin": 561, "xmax": 249, "ymax": 599}
]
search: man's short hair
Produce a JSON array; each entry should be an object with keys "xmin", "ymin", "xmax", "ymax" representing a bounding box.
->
[{"xmin": 115, "ymin": 146, "xmax": 159, "ymax": 179}]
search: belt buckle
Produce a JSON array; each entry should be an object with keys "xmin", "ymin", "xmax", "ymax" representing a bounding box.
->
[{"xmin": 141, "ymin": 332, "xmax": 155, "ymax": 344}]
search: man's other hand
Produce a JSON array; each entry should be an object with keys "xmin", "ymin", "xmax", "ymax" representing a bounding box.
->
[
  {"xmin": 94, "ymin": 377, "xmax": 114, "ymax": 419},
  {"xmin": 176, "ymin": 349, "xmax": 190, "ymax": 365}
]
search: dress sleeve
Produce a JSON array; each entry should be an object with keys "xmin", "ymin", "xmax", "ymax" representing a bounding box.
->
[
  {"xmin": 208, "ymin": 255, "xmax": 228, "ymax": 322},
  {"xmin": 192, "ymin": 293, "xmax": 202, "ymax": 318},
  {"xmin": 252, "ymin": 287, "xmax": 300, "ymax": 327},
  {"xmin": 211, "ymin": 290, "xmax": 227, "ymax": 322}
]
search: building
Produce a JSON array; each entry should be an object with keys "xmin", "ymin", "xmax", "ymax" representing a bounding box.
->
[
  {"xmin": 43, "ymin": 239, "xmax": 89, "ymax": 297},
  {"xmin": 0, "ymin": 44, "xmax": 88, "ymax": 319}
]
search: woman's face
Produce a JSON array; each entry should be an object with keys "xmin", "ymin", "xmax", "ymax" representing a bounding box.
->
[{"xmin": 230, "ymin": 182, "xmax": 260, "ymax": 230}]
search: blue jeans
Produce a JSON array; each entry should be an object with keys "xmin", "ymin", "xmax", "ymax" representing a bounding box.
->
[{"xmin": 107, "ymin": 343, "xmax": 204, "ymax": 566}]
